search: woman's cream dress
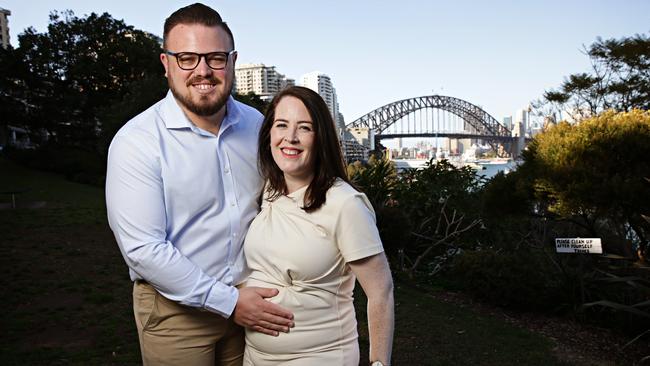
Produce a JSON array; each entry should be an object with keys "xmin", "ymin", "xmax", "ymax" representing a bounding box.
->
[{"xmin": 243, "ymin": 179, "xmax": 384, "ymax": 365}]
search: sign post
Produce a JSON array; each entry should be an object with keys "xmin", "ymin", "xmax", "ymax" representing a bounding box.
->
[{"xmin": 555, "ymin": 238, "xmax": 602, "ymax": 254}]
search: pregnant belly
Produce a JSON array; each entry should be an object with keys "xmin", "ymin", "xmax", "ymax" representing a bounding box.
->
[{"xmin": 244, "ymin": 278, "xmax": 358, "ymax": 354}]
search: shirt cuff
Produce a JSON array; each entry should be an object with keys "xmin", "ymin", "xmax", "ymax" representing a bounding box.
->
[{"xmin": 203, "ymin": 281, "xmax": 239, "ymax": 318}]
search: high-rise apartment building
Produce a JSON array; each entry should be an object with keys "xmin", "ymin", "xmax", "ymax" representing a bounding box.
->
[
  {"xmin": 349, "ymin": 127, "xmax": 375, "ymax": 150},
  {"xmin": 503, "ymin": 116, "xmax": 513, "ymax": 131},
  {"xmin": 234, "ymin": 63, "xmax": 294, "ymax": 101},
  {"xmin": 0, "ymin": 8, "xmax": 11, "ymax": 49},
  {"xmin": 515, "ymin": 108, "xmax": 529, "ymax": 136},
  {"xmin": 299, "ymin": 71, "xmax": 344, "ymax": 129}
]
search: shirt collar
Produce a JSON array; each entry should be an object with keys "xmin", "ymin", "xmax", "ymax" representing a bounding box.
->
[
  {"xmin": 161, "ymin": 90, "xmax": 242, "ymax": 132},
  {"xmin": 161, "ymin": 91, "xmax": 191, "ymax": 129},
  {"xmin": 221, "ymin": 95, "xmax": 242, "ymax": 131}
]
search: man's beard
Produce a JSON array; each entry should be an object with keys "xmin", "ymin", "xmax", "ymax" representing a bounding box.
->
[{"xmin": 169, "ymin": 76, "xmax": 231, "ymax": 117}]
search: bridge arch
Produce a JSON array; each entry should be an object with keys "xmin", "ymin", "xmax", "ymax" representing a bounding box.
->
[{"xmin": 346, "ymin": 95, "xmax": 511, "ymax": 139}]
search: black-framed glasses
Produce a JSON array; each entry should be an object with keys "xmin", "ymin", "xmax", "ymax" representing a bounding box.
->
[{"xmin": 164, "ymin": 50, "xmax": 236, "ymax": 70}]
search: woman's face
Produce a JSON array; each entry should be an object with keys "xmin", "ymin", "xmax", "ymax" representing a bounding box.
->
[{"xmin": 270, "ymin": 96, "xmax": 316, "ymax": 189}]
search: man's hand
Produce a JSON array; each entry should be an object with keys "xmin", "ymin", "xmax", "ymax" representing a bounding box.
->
[{"xmin": 233, "ymin": 287, "xmax": 294, "ymax": 336}]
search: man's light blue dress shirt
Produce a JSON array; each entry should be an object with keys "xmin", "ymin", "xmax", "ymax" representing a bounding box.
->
[{"xmin": 106, "ymin": 91, "xmax": 263, "ymax": 318}]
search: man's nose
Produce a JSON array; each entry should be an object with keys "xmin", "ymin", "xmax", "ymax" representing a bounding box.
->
[{"xmin": 193, "ymin": 56, "xmax": 213, "ymax": 76}]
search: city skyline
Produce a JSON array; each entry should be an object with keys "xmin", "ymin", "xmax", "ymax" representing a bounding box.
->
[
  {"xmin": 2, "ymin": 0, "xmax": 649, "ymax": 124},
  {"xmin": 234, "ymin": 63, "xmax": 294, "ymax": 101}
]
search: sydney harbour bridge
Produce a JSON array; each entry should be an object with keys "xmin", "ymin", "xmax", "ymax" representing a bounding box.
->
[{"xmin": 345, "ymin": 95, "xmax": 525, "ymax": 158}]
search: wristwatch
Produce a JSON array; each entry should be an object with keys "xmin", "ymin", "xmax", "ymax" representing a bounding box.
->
[{"xmin": 371, "ymin": 362, "xmax": 385, "ymax": 366}]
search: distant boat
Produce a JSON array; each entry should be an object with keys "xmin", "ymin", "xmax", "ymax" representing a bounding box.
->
[{"xmin": 465, "ymin": 162, "xmax": 485, "ymax": 170}]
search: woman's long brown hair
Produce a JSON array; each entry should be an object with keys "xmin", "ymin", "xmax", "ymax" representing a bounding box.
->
[{"xmin": 258, "ymin": 86, "xmax": 354, "ymax": 212}]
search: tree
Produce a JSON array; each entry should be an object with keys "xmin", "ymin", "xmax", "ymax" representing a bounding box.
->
[
  {"xmin": 348, "ymin": 155, "xmax": 410, "ymax": 261},
  {"xmin": 0, "ymin": 45, "xmax": 36, "ymax": 135},
  {"xmin": 234, "ymin": 91, "xmax": 269, "ymax": 114},
  {"xmin": 349, "ymin": 157, "xmax": 485, "ymax": 276},
  {"xmin": 535, "ymin": 33, "xmax": 650, "ymax": 121},
  {"xmin": 392, "ymin": 159, "xmax": 485, "ymax": 276},
  {"xmin": 97, "ymin": 74, "xmax": 168, "ymax": 156},
  {"xmin": 524, "ymin": 110, "xmax": 650, "ymax": 259},
  {"xmin": 348, "ymin": 154, "xmax": 398, "ymax": 209},
  {"xmin": 7, "ymin": 10, "xmax": 164, "ymax": 150}
]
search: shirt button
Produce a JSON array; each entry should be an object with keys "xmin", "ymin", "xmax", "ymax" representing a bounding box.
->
[
  {"xmin": 224, "ymin": 168, "xmax": 230, "ymax": 174},
  {"xmin": 230, "ymin": 202, "xmax": 235, "ymax": 207},
  {"xmin": 232, "ymin": 233, "xmax": 237, "ymax": 237}
]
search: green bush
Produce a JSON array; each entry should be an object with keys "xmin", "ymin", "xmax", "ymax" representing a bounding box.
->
[
  {"xmin": 375, "ymin": 205, "xmax": 411, "ymax": 261},
  {"xmin": 450, "ymin": 249, "xmax": 565, "ymax": 311}
]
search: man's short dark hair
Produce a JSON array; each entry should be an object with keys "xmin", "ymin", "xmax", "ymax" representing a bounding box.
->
[{"xmin": 163, "ymin": 3, "xmax": 235, "ymax": 49}]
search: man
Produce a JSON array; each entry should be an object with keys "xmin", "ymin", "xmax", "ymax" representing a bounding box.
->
[{"xmin": 105, "ymin": 4, "xmax": 293, "ymax": 365}]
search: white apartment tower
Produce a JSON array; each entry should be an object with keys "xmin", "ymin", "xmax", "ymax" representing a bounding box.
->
[
  {"xmin": 0, "ymin": 8, "xmax": 11, "ymax": 49},
  {"xmin": 515, "ymin": 108, "xmax": 529, "ymax": 136},
  {"xmin": 299, "ymin": 71, "xmax": 344, "ymax": 130},
  {"xmin": 235, "ymin": 63, "xmax": 294, "ymax": 101}
]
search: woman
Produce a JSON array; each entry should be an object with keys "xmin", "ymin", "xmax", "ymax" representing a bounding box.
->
[{"xmin": 243, "ymin": 86, "xmax": 394, "ymax": 366}]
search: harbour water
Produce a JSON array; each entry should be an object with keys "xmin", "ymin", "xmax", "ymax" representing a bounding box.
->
[
  {"xmin": 392, "ymin": 158, "xmax": 517, "ymax": 180},
  {"xmin": 471, "ymin": 159, "xmax": 517, "ymax": 179}
]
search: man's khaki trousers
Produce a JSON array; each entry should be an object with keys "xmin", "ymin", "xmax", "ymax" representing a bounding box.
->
[{"xmin": 133, "ymin": 281, "xmax": 244, "ymax": 366}]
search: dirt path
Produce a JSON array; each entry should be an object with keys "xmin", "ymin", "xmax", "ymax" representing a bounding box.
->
[{"xmin": 429, "ymin": 291, "xmax": 650, "ymax": 366}]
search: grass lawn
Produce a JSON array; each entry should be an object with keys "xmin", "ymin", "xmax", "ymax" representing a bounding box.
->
[{"xmin": 0, "ymin": 157, "xmax": 570, "ymax": 365}]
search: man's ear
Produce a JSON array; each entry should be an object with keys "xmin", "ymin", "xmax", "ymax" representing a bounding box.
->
[
  {"xmin": 231, "ymin": 51, "xmax": 238, "ymax": 67},
  {"xmin": 160, "ymin": 53, "xmax": 169, "ymax": 78}
]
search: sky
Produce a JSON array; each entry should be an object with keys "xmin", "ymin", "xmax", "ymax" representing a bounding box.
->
[{"xmin": 2, "ymin": 0, "xmax": 649, "ymax": 124}]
